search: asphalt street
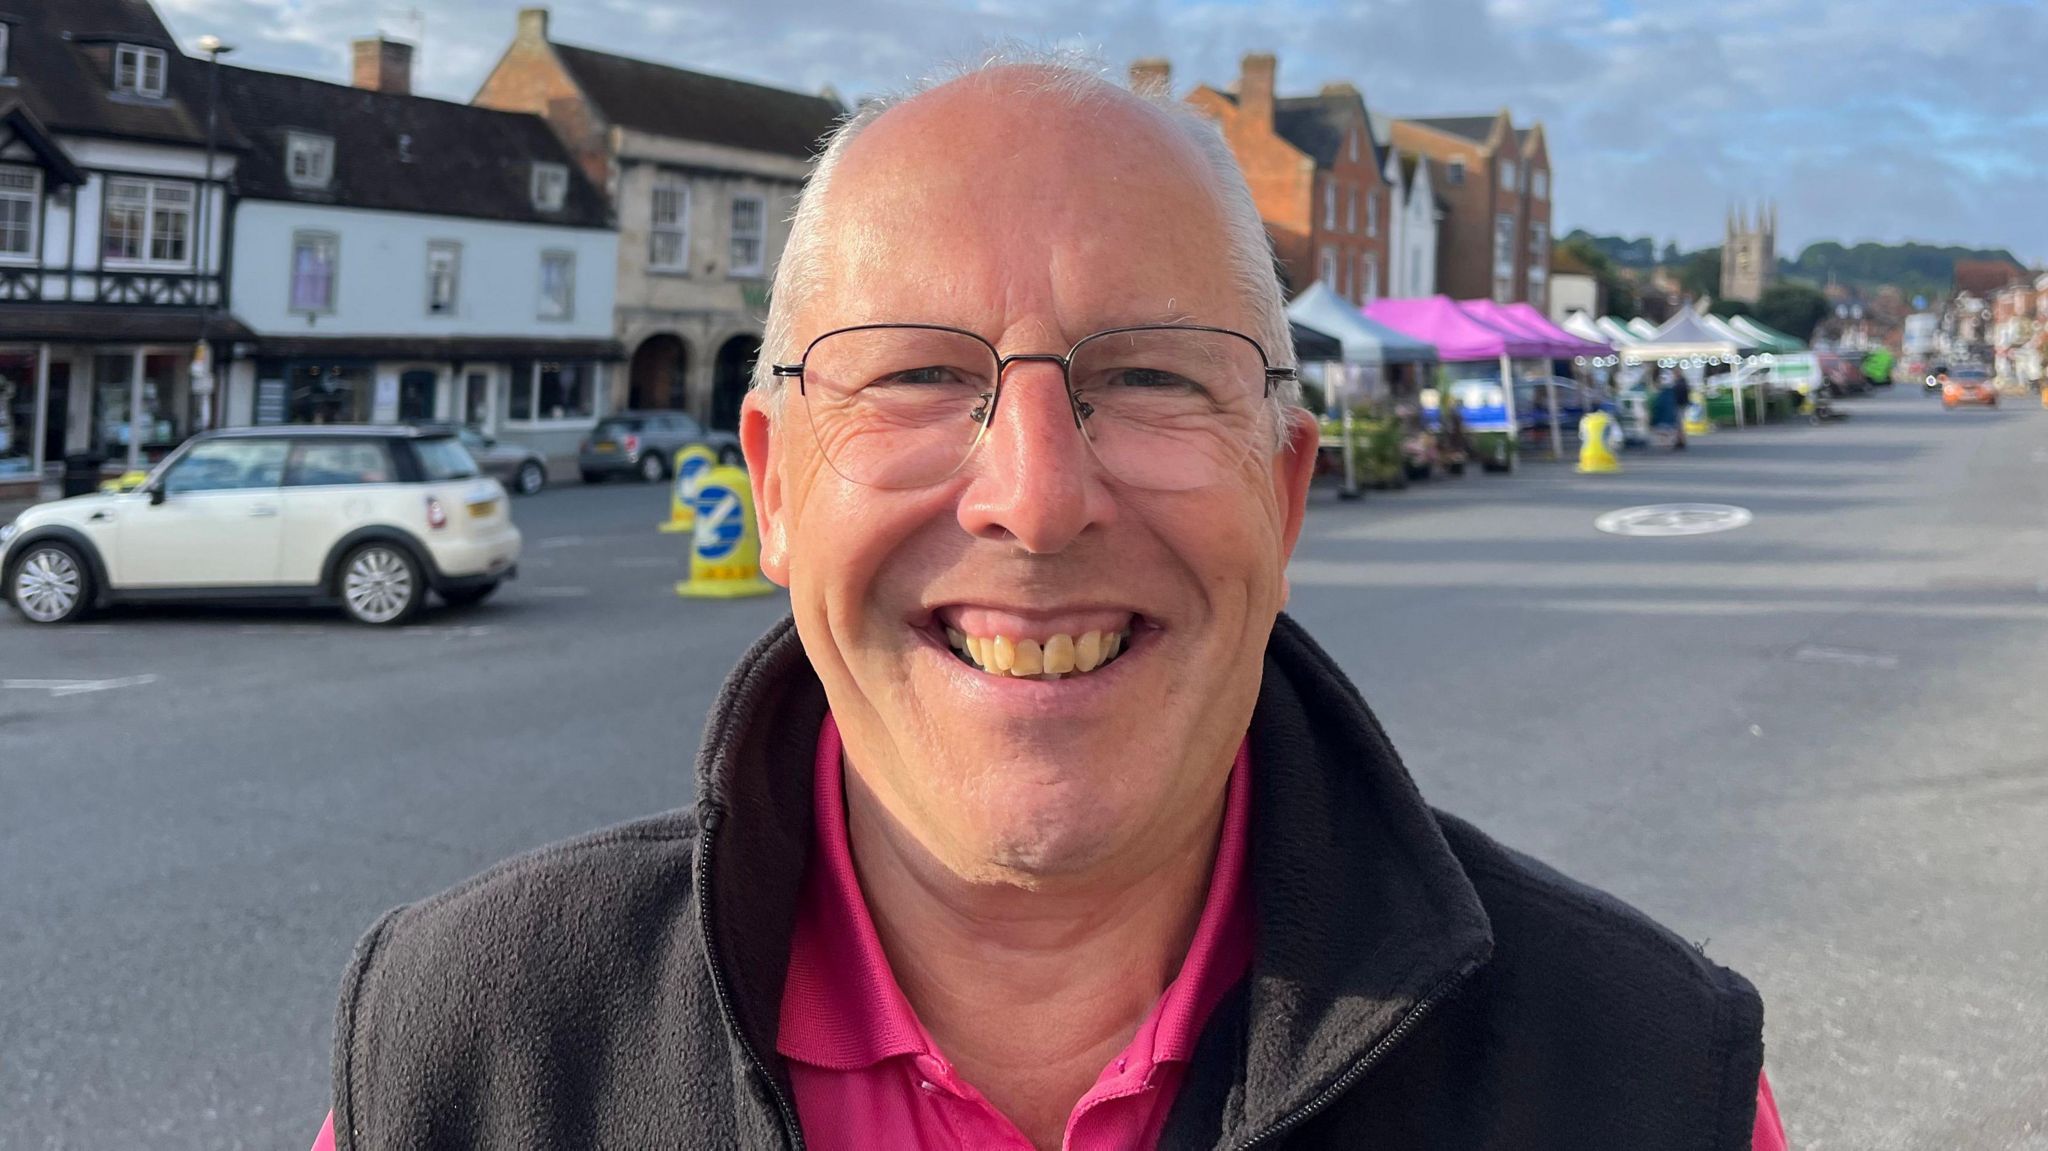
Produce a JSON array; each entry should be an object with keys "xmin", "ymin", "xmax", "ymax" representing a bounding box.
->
[{"xmin": 4, "ymin": 386, "xmax": 2045, "ymax": 1149}]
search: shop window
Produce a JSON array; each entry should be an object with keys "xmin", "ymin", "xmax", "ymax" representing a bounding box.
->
[
  {"xmin": 514, "ymin": 361, "xmax": 594, "ymax": 423},
  {"xmin": 0, "ymin": 351, "xmax": 34, "ymax": 477},
  {"xmin": 287, "ymin": 365, "xmax": 370, "ymax": 425}
]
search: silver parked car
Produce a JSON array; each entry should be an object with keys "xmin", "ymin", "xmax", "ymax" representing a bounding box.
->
[
  {"xmin": 414, "ymin": 425, "xmax": 550, "ymax": 496},
  {"xmin": 577, "ymin": 411, "xmax": 742, "ymax": 484}
]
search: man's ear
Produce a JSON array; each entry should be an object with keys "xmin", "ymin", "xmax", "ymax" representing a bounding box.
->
[
  {"xmin": 1274, "ymin": 405, "xmax": 1319, "ymax": 561},
  {"xmin": 741, "ymin": 392, "xmax": 791, "ymax": 587}
]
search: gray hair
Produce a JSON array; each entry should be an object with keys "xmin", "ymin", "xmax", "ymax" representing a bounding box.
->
[{"xmin": 752, "ymin": 47, "xmax": 1300, "ymax": 420}]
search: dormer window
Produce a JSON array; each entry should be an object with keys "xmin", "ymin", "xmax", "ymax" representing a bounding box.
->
[
  {"xmin": 115, "ymin": 44, "xmax": 168, "ymax": 99},
  {"xmin": 530, "ymin": 163, "xmax": 568, "ymax": 213},
  {"xmin": 287, "ymin": 132, "xmax": 334, "ymax": 189}
]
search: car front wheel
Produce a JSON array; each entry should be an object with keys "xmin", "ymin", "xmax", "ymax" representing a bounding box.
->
[
  {"xmin": 8, "ymin": 542, "xmax": 93, "ymax": 624},
  {"xmin": 515, "ymin": 460, "xmax": 546, "ymax": 496},
  {"xmin": 339, "ymin": 542, "xmax": 424, "ymax": 625}
]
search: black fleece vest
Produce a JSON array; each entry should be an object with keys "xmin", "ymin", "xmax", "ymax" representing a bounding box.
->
[{"xmin": 332, "ymin": 615, "xmax": 1765, "ymax": 1150}]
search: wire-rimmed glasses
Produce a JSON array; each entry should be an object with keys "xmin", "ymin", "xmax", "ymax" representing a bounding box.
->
[{"xmin": 771, "ymin": 323, "xmax": 1295, "ymax": 491}]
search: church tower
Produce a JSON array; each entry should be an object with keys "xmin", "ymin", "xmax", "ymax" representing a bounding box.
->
[{"xmin": 1721, "ymin": 201, "xmax": 1777, "ymax": 304}]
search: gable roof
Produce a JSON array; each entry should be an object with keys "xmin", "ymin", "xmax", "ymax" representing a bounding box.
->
[
  {"xmin": 1402, "ymin": 115, "xmax": 1500, "ymax": 144},
  {"xmin": 0, "ymin": 100, "xmax": 88, "ymax": 186},
  {"xmin": 1272, "ymin": 90, "xmax": 1380, "ymax": 171},
  {"xmin": 1, "ymin": 0, "xmax": 246, "ymax": 149},
  {"xmin": 550, "ymin": 43, "xmax": 843, "ymax": 160},
  {"xmin": 215, "ymin": 64, "xmax": 610, "ymax": 228}
]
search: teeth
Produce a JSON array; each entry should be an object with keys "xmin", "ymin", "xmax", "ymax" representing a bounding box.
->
[
  {"xmin": 1074, "ymin": 630, "xmax": 1103, "ymax": 672},
  {"xmin": 1043, "ymin": 633, "xmax": 1075, "ymax": 674},
  {"xmin": 945, "ymin": 626, "xmax": 1132, "ymax": 678}
]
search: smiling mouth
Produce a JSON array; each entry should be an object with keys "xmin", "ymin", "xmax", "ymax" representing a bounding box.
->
[{"xmin": 941, "ymin": 625, "xmax": 1133, "ymax": 681}]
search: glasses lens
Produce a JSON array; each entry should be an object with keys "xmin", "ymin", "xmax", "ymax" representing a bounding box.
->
[
  {"xmin": 1068, "ymin": 327, "xmax": 1271, "ymax": 491},
  {"xmin": 799, "ymin": 326, "xmax": 998, "ymax": 489}
]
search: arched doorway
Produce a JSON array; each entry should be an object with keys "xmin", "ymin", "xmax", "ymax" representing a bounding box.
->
[
  {"xmin": 711, "ymin": 335, "xmax": 761, "ymax": 432},
  {"xmin": 628, "ymin": 334, "xmax": 688, "ymax": 411}
]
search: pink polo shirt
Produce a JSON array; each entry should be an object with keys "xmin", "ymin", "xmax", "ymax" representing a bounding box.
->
[
  {"xmin": 305, "ymin": 716, "xmax": 1787, "ymax": 1151},
  {"xmin": 775, "ymin": 714, "xmax": 1254, "ymax": 1151}
]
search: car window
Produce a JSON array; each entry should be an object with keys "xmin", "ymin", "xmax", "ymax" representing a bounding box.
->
[
  {"xmin": 594, "ymin": 418, "xmax": 644, "ymax": 440},
  {"xmin": 412, "ymin": 436, "xmax": 481, "ymax": 481},
  {"xmin": 161, "ymin": 439, "xmax": 289, "ymax": 494},
  {"xmin": 668, "ymin": 414, "xmax": 704, "ymax": 437},
  {"xmin": 284, "ymin": 441, "xmax": 397, "ymax": 487}
]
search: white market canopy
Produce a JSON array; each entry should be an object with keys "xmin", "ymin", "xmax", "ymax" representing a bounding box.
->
[
  {"xmin": 1622, "ymin": 308, "xmax": 1744, "ymax": 362},
  {"xmin": 1285, "ymin": 282, "xmax": 1439, "ymax": 365},
  {"xmin": 1560, "ymin": 310, "xmax": 1612, "ymax": 347},
  {"xmin": 1625, "ymin": 317, "xmax": 1659, "ymax": 339},
  {"xmin": 1699, "ymin": 312, "xmax": 1764, "ymax": 353},
  {"xmin": 1595, "ymin": 315, "xmax": 1644, "ymax": 346}
]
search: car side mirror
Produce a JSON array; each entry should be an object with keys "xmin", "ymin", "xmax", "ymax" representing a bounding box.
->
[{"xmin": 148, "ymin": 485, "xmax": 167, "ymax": 506}]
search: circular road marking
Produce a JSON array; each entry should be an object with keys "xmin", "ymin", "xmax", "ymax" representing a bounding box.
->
[{"xmin": 1595, "ymin": 503, "xmax": 1754, "ymax": 538}]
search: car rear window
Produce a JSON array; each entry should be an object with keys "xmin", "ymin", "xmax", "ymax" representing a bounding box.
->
[
  {"xmin": 594, "ymin": 419, "xmax": 645, "ymax": 439},
  {"xmin": 412, "ymin": 436, "xmax": 480, "ymax": 481}
]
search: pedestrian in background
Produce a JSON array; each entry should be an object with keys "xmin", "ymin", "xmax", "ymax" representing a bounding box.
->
[
  {"xmin": 307, "ymin": 52, "xmax": 1783, "ymax": 1151},
  {"xmin": 1672, "ymin": 370, "xmax": 1694, "ymax": 450}
]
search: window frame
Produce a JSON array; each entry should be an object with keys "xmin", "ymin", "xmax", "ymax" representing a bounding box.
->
[
  {"xmin": 101, "ymin": 177, "xmax": 195, "ymax": 269},
  {"xmin": 425, "ymin": 239, "xmax": 460, "ymax": 316},
  {"xmin": 1500, "ymin": 160, "xmax": 1517, "ymax": 193},
  {"xmin": 728, "ymin": 192, "xmax": 767, "ymax": 277},
  {"xmin": 0, "ymin": 164, "xmax": 39, "ymax": 264},
  {"xmin": 1492, "ymin": 212, "xmax": 1516, "ymax": 303},
  {"xmin": 649, "ymin": 173, "xmax": 691, "ymax": 273},
  {"xmin": 1532, "ymin": 169, "xmax": 1548, "ymax": 199},
  {"xmin": 531, "ymin": 162, "xmax": 569, "ymax": 213},
  {"xmin": 1345, "ymin": 187, "xmax": 1357, "ymax": 234},
  {"xmin": 1322, "ymin": 181, "xmax": 1338, "ymax": 231},
  {"xmin": 288, "ymin": 229, "xmax": 339, "ymax": 315},
  {"xmin": 1318, "ymin": 245, "xmax": 1338, "ymax": 290},
  {"xmin": 1360, "ymin": 251, "xmax": 1378, "ymax": 303},
  {"xmin": 538, "ymin": 249, "xmax": 575, "ymax": 321},
  {"xmin": 286, "ymin": 131, "xmax": 335, "ymax": 190},
  {"xmin": 1366, "ymin": 189, "xmax": 1380, "ymax": 238},
  {"xmin": 114, "ymin": 44, "xmax": 168, "ymax": 99},
  {"xmin": 1447, "ymin": 159, "xmax": 1465, "ymax": 186},
  {"xmin": 506, "ymin": 360, "xmax": 600, "ymax": 428}
]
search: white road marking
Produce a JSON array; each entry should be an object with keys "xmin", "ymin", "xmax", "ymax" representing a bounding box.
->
[
  {"xmin": 3, "ymin": 674, "xmax": 160, "ymax": 697},
  {"xmin": 1595, "ymin": 504, "xmax": 1754, "ymax": 537},
  {"xmin": 1792, "ymin": 645, "xmax": 1901, "ymax": 670}
]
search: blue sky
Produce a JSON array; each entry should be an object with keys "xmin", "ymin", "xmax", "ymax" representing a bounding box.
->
[{"xmin": 157, "ymin": 0, "xmax": 2048, "ymax": 262}]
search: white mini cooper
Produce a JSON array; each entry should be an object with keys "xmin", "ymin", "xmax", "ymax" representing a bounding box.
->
[{"xmin": 0, "ymin": 426, "xmax": 521, "ymax": 626}]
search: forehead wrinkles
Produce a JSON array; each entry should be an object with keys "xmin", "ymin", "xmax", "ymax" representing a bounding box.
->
[{"xmin": 804, "ymin": 88, "xmax": 1241, "ymax": 340}]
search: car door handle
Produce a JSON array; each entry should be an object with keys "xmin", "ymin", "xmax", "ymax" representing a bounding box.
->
[{"xmin": 249, "ymin": 506, "xmax": 279, "ymax": 518}]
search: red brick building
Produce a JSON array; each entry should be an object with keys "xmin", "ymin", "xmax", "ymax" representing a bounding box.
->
[
  {"xmin": 1390, "ymin": 112, "xmax": 1552, "ymax": 309},
  {"xmin": 1141, "ymin": 55, "xmax": 1391, "ymax": 303}
]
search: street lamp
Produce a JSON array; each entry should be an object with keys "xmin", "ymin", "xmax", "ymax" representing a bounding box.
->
[{"xmin": 193, "ymin": 35, "xmax": 234, "ymax": 432}]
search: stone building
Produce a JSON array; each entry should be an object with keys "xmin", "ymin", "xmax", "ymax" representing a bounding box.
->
[
  {"xmin": 1721, "ymin": 202, "xmax": 1777, "ymax": 304},
  {"xmin": 474, "ymin": 8, "xmax": 843, "ymax": 430}
]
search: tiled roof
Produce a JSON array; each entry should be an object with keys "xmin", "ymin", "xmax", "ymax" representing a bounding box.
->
[
  {"xmin": 2, "ymin": 0, "xmax": 246, "ymax": 149},
  {"xmin": 551, "ymin": 43, "xmax": 843, "ymax": 160},
  {"xmin": 215, "ymin": 64, "xmax": 610, "ymax": 228},
  {"xmin": 1954, "ymin": 259, "xmax": 2026, "ymax": 295},
  {"xmin": 1273, "ymin": 92, "xmax": 1374, "ymax": 170},
  {"xmin": 1402, "ymin": 115, "xmax": 1500, "ymax": 143}
]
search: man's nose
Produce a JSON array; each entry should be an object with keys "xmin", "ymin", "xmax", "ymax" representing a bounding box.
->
[{"xmin": 954, "ymin": 361, "xmax": 1116, "ymax": 552}]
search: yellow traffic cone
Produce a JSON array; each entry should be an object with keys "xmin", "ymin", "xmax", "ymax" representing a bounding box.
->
[
  {"xmin": 676, "ymin": 465, "xmax": 777, "ymax": 599},
  {"xmin": 658, "ymin": 445, "xmax": 720, "ymax": 534},
  {"xmin": 1576, "ymin": 411, "xmax": 1621, "ymax": 474}
]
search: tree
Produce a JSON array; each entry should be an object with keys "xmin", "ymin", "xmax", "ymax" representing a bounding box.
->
[
  {"xmin": 1679, "ymin": 248, "xmax": 1723, "ymax": 300},
  {"xmin": 1559, "ymin": 235, "xmax": 1642, "ymax": 320},
  {"xmin": 1754, "ymin": 283, "xmax": 1832, "ymax": 342}
]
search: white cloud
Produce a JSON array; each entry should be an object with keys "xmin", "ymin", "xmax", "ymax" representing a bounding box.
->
[{"xmin": 152, "ymin": 0, "xmax": 2048, "ymax": 260}]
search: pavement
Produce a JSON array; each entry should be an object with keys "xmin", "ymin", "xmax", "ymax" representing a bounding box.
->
[{"xmin": 4, "ymin": 386, "xmax": 2046, "ymax": 1149}]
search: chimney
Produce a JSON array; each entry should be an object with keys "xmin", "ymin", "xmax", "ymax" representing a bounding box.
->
[
  {"xmin": 1239, "ymin": 53, "xmax": 1276, "ymax": 127},
  {"xmin": 1128, "ymin": 58, "xmax": 1172, "ymax": 98},
  {"xmin": 517, "ymin": 7, "xmax": 551, "ymax": 42},
  {"xmin": 351, "ymin": 36, "xmax": 413, "ymax": 95}
]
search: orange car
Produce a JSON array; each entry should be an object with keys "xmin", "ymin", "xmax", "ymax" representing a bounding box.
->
[{"xmin": 1943, "ymin": 368, "xmax": 1998, "ymax": 408}]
